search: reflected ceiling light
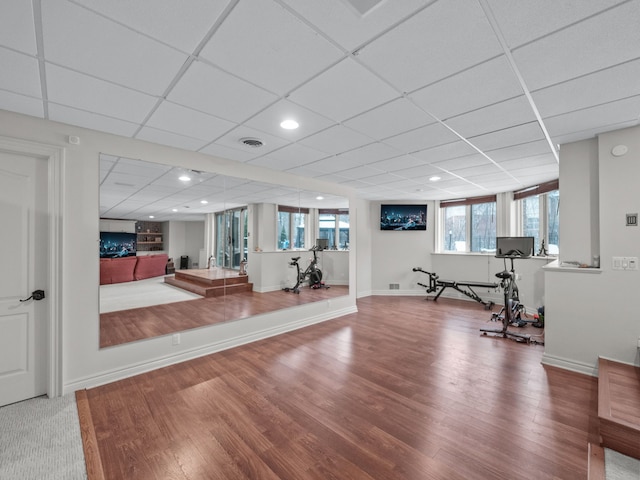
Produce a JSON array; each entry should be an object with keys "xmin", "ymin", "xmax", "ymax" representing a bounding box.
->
[
  {"xmin": 200, "ymin": 200, "xmax": 208, "ymax": 204},
  {"xmin": 316, "ymin": 196, "xmax": 324, "ymax": 200},
  {"xmin": 280, "ymin": 119, "xmax": 299, "ymax": 130},
  {"xmin": 179, "ymin": 175, "xmax": 191, "ymax": 182},
  {"xmin": 149, "ymin": 215, "xmax": 155, "ymax": 219},
  {"xmin": 172, "ymin": 208, "xmax": 178, "ymax": 212},
  {"xmin": 429, "ymin": 176, "xmax": 441, "ymax": 182}
]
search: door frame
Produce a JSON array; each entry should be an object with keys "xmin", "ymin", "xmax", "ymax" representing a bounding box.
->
[{"xmin": 0, "ymin": 135, "xmax": 63, "ymax": 399}]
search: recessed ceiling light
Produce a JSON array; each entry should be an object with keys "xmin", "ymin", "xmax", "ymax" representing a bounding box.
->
[
  {"xmin": 149, "ymin": 215, "xmax": 155, "ymax": 219},
  {"xmin": 280, "ymin": 119, "xmax": 299, "ymax": 130},
  {"xmin": 316, "ymin": 196, "xmax": 324, "ymax": 200},
  {"xmin": 429, "ymin": 176, "xmax": 441, "ymax": 182},
  {"xmin": 179, "ymin": 175, "xmax": 191, "ymax": 182},
  {"xmin": 201, "ymin": 200, "xmax": 208, "ymax": 204},
  {"xmin": 172, "ymin": 209, "xmax": 178, "ymax": 212}
]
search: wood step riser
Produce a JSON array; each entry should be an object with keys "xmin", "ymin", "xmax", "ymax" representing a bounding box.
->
[
  {"xmin": 164, "ymin": 276, "xmax": 252, "ymax": 298},
  {"xmin": 174, "ymin": 272, "xmax": 248, "ymax": 287}
]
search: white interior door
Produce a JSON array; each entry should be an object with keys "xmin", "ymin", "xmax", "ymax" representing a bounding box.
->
[{"xmin": 0, "ymin": 151, "xmax": 48, "ymax": 407}]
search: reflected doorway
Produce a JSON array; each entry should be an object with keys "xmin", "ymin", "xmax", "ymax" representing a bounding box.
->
[{"xmin": 216, "ymin": 207, "xmax": 247, "ymax": 270}]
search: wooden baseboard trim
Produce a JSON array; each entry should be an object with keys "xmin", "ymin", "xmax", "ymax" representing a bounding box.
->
[{"xmin": 75, "ymin": 389, "xmax": 105, "ymax": 480}]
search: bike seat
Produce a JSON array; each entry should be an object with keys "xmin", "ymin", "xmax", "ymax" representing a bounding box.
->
[
  {"xmin": 495, "ymin": 270, "xmax": 512, "ymax": 279},
  {"xmin": 291, "ymin": 256, "xmax": 300, "ymax": 262}
]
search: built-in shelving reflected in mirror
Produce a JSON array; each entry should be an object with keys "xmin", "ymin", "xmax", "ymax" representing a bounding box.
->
[{"xmin": 99, "ymin": 154, "xmax": 349, "ymax": 348}]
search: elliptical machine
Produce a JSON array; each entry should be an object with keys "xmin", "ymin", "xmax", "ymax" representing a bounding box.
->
[{"xmin": 283, "ymin": 245, "xmax": 329, "ymax": 293}]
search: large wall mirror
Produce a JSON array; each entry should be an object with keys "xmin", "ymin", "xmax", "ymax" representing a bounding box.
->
[{"xmin": 99, "ymin": 154, "xmax": 350, "ymax": 348}]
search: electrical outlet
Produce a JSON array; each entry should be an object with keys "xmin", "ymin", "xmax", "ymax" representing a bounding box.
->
[{"xmin": 172, "ymin": 333, "xmax": 180, "ymax": 345}]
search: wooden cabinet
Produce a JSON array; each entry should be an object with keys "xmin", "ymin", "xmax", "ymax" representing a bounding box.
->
[{"xmin": 99, "ymin": 219, "xmax": 136, "ymax": 233}]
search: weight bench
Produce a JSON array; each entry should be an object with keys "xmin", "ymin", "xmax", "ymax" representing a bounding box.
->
[{"xmin": 412, "ymin": 267, "xmax": 497, "ymax": 309}]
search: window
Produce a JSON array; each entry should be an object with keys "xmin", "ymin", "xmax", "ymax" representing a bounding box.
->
[
  {"xmin": 277, "ymin": 205, "xmax": 307, "ymax": 250},
  {"xmin": 515, "ymin": 180, "xmax": 559, "ymax": 255},
  {"xmin": 441, "ymin": 195, "xmax": 496, "ymax": 253},
  {"xmin": 318, "ymin": 209, "xmax": 349, "ymax": 249}
]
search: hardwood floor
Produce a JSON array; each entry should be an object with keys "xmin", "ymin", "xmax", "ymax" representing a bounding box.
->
[
  {"xmin": 100, "ymin": 285, "xmax": 348, "ymax": 348},
  {"xmin": 83, "ymin": 296, "xmax": 599, "ymax": 479}
]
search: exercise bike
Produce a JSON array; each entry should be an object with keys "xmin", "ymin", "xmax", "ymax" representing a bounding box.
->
[
  {"xmin": 480, "ymin": 255, "xmax": 530, "ymax": 342},
  {"xmin": 283, "ymin": 245, "xmax": 329, "ymax": 293}
]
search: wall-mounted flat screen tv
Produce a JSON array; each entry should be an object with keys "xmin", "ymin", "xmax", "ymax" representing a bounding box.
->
[
  {"xmin": 99, "ymin": 232, "xmax": 137, "ymax": 258},
  {"xmin": 495, "ymin": 236, "xmax": 534, "ymax": 258},
  {"xmin": 380, "ymin": 204, "xmax": 427, "ymax": 231}
]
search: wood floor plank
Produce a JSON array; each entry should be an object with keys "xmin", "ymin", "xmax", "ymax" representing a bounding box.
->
[{"xmin": 83, "ymin": 296, "xmax": 598, "ymax": 479}]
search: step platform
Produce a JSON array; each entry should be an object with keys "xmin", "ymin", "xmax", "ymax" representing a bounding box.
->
[
  {"xmin": 164, "ymin": 268, "xmax": 253, "ymax": 298},
  {"xmin": 598, "ymin": 357, "xmax": 640, "ymax": 460}
]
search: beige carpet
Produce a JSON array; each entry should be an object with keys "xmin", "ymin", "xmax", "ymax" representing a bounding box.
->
[
  {"xmin": 606, "ymin": 448, "xmax": 640, "ymax": 479},
  {"xmin": 0, "ymin": 394, "xmax": 87, "ymax": 480},
  {"xmin": 100, "ymin": 275, "xmax": 201, "ymax": 312}
]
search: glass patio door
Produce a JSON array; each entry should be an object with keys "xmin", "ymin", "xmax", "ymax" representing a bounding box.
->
[{"xmin": 215, "ymin": 207, "xmax": 247, "ymax": 270}]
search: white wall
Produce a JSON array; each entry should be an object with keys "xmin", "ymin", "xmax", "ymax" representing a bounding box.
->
[
  {"xmin": 0, "ymin": 109, "xmax": 357, "ymax": 394},
  {"xmin": 543, "ymin": 125, "xmax": 640, "ymax": 375}
]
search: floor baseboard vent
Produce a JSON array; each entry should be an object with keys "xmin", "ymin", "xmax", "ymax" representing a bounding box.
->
[{"xmin": 389, "ymin": 283, "xmax": 399, "ymax": 290}]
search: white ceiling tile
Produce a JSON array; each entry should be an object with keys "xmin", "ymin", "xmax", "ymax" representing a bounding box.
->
[
  {"xmin": 74, "ymin": 0, "xmax": 228, "ymax": 53},
  {"xmin": 0, "ymin": 0, "xmax": 37, "ymax": 55},
  {"xmin": 288, "ymin": 58, "xmax": 399, "ymax": 122},
  {"xmin": 486, "ymin": 140, "xmax": 552, "ymax": 162},
  {"xmin": 389, "ymin": 163, "xmax": 444, "ymax": 179},
  {"xmin": 383, "ymin": 122, "xmax": 460, "ymax": 153},
  {"xmin": 285, "ymin": 164, "xmax": 328, "ymax": 178},
  {"xmin": 200, "ymin": 0, "xmax": 343, "ymax": 95},
  {"xmin": 333, "ymin": 165, "xmax": 385, "ymax": 180},
  {"xmin": 48, "ymin": 104, "xmax": 139, "ymax": 138},
  {"xmin": 368, "ymin": 154, "xmax": 426, "ymax": 172},
  {"xmin": 532, "ymin": 58, "xmax": 640, "ymax": 119},
  {"xmin": 113, "ymin": 158, "xmax": 174, "ymax": 177},
  {"xmin": 199, "ymin": 142, "xmax": 258, "ymax": 163},
  {"xmin": 468, "ymin": 122, "xmax": 544, "ymax": 151},
  {"xmin": 135, "ymin": 126, "xmax": 209, "ymax": 151},
  {"xmin": 357, "ymin": 0, "xmax": 502, "ymax": 92},
  {"xmin": 146, "ymin": 101, "xmax": 235, "ymax": 142},
  {"xmin": 411, "ymin": 141, "xmax": 478, "ymax": 164},
  {"xmin": 486, "ymin": 0, "xmax": 627, "ymax": 48},
  {"xmin": 450, "ymin": 162, "xmax": 502, "ymax": 178},
  {"xmin": 335, "ymin": 142, "xmax": 403, "ymax": 166},
  {"xmin": 409, "ymin": 56, "xmax": 523, "ymax": 120},
  {"xmin": 0, "ymin": 49, "xmax": 41, "ymax": 98},
  {"xmin": 305, "ymin": 152, "xmax": 369, "ymax": 174},
  {"xmin": 281, "ymin": 0, "xmax": 430, "ymax": 51},
  {"xmin": 0, "ymin": 90, "xmax": 43, "ymax": 118},
  {"xmin": 513, "ymin": 1, "xmax": 640, "ymax": 90},
  {"xmin": 214, "ymin": 125, "xmax": 291, "ymax": 156},
  {"xmin": 298, "ymin": 124, "xmax": 373, "ymax": 154},
  {"xmin": 244, "ymin": 99, "xmax": 335, "ymax": 141},
  {"xmin": 544, "ymin": 96, "xmax": 640, "ymax": 139},
  {"xmin": 445, "ymin": 96, "xmax": 537, "ymax": 138},
  {"xmin": 41, "ymin": 0, "xmax": 188, "ymax": 95},
  {"xmin": 45, "ymin": 64, "xmax": 157, "ymax": 123},
  {"xmin": 168, "ymin": 61, "xmax": 278, "ymax": 124},
  {"xmin": 497, "ymin": 153, "xmax": 557, "ymax": 171},
  {"xmin": 248, "ymin": 143, "xmax": 328, "ymax": 171},
  {"xmin": 432, "ymin": 154, "xmax": 489, "ymax": 172},
  {"xmin": 343, "ymin": 98, "xmax": 433, "ymax": 140}
]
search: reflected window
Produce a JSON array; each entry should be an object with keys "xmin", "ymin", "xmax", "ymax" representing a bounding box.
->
[
  {"xmin": 318, "ymin": 209, "xmax": 349, "ymax": 249},
  {"xmin": 278, "ymin": 205, "xmax": 307, "ymax": 250}
]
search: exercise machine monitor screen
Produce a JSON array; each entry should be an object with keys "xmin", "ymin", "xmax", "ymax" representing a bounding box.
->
[{"xmin": 496, "ymin": 236, "xmax": 534, "ymax": 258}]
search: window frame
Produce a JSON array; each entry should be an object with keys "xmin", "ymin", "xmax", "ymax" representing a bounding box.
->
[
  {"xmin": 277, "ymin": 205, "xmax": 309, "ymax": 251},
  {"xmin": 439, "ymin": 195, "xmax": 497, "ymax": 253},
  {"xmin": 514, "ymin": 180, "xmax": 559, "ymax": 256},
  {"xmin": 318, "ymin": 208, "xmax": 349, "ymax": 250}
]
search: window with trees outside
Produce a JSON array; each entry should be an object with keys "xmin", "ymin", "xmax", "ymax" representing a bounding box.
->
[
  {"xmin": 318, "ymin": 209, "xmax": 349, "ymax": 249},
  {"xmin": 441, "ymin": 195, "xmax": 496, "ymax": 253},
  {"xmin": 277, "ymin": 205, "xmax": 307, "ymax": 250},
  {"xmin": 515, "ymin": 180, "xmax": 559, "ymax": 255}
]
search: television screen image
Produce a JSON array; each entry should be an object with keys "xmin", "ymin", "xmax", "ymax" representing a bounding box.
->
[
  {"xmin": 100, "ymin": 232, "xmax": 137, "ymax": 258},
  {"xmin": 495, "ymin": 236, "xmax": 534, "ymax": 258},
  {"xmin": 380, "ymin": 204, "xmax": 427, "ymax": 231}
]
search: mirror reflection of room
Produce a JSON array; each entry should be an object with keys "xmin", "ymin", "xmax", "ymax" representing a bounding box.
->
[{"xmin": 99, "ymin": 155, "xmax": 349, "ymax": 348}]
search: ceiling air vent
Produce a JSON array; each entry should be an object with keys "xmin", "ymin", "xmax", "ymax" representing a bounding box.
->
[{"xmin": 239, "ymin": 137, "xmax": 264, "ymax": 148}]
